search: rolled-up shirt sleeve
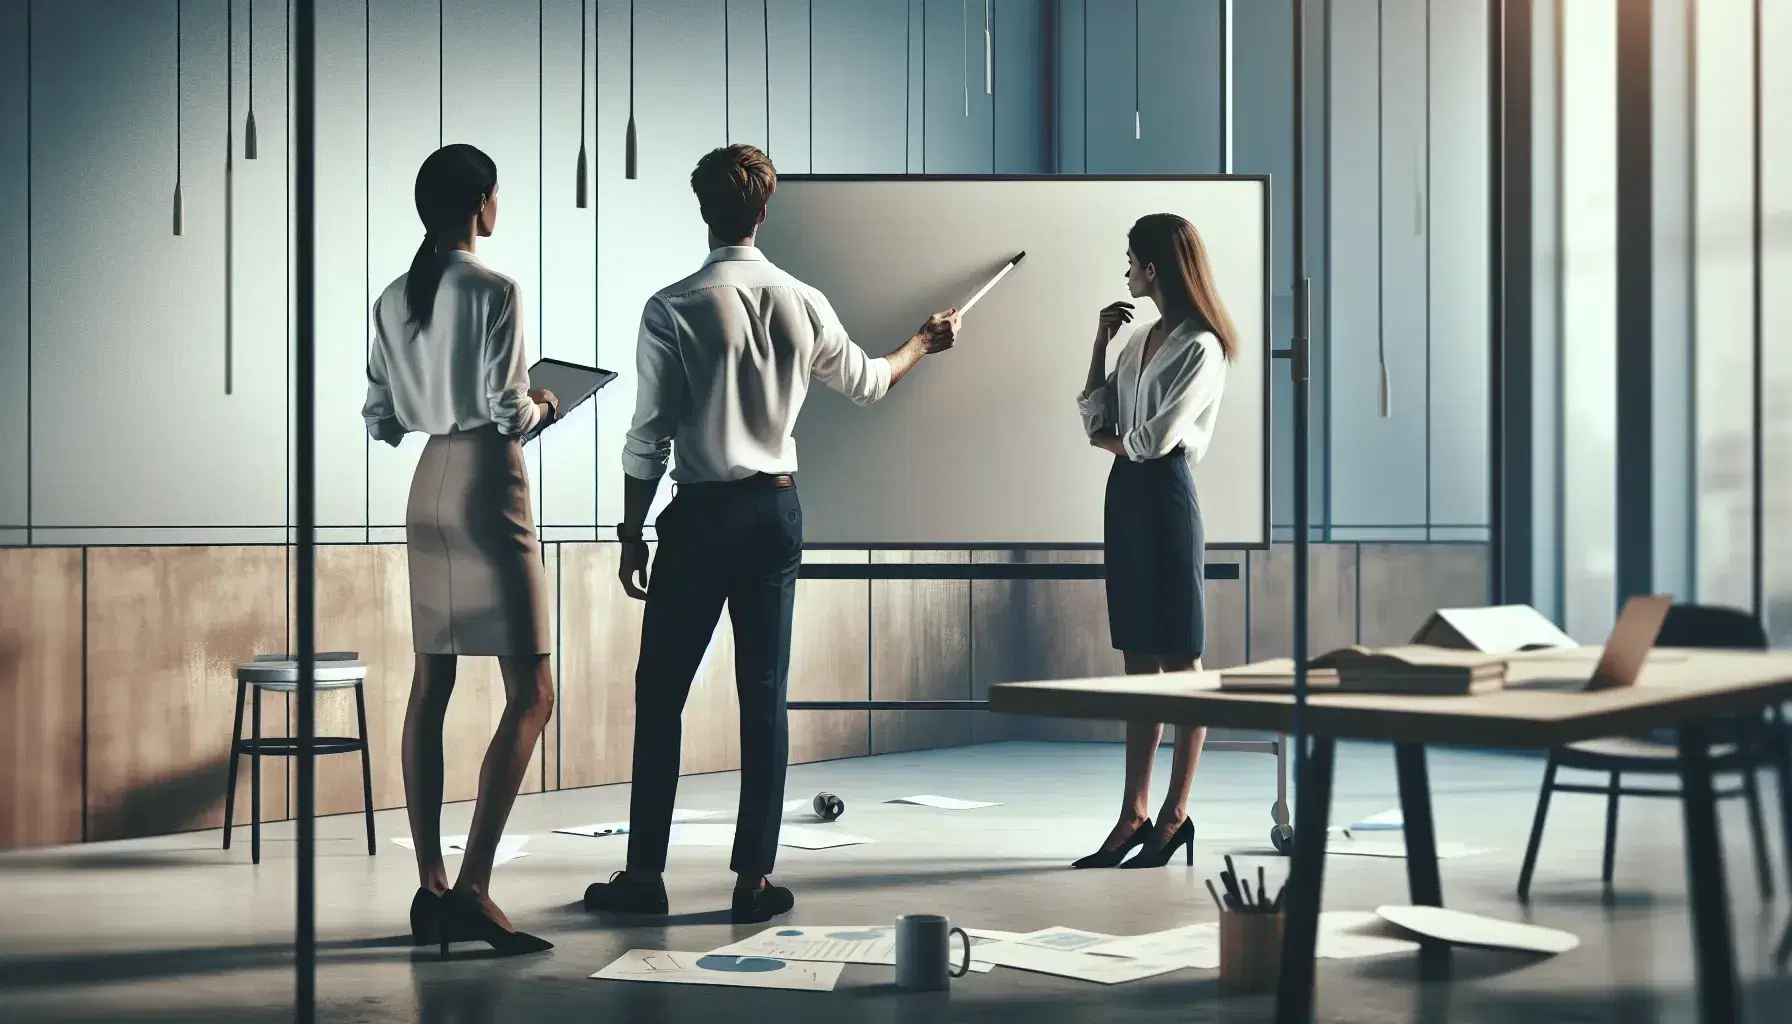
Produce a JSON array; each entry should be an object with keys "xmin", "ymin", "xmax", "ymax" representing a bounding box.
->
[
  {"xmin": 362, "ymin": 296, "xmax": 406, "ymax": 446},
  {"xmin": 807, "ymin": 290, "xmax": 891, "ymax": 406},
  {"xmin": 621, "ymin": 295, "xmax": 686, "ymax": 480},
  {"xmin": 482, "ymin": 284, "xmax": 541, "ymax": 437},
  {"xmin": 1122, "ymin": 340, "xmax": 1225, "ymax": 462},
  {"xmin": 1076, "ymin": 373, "xmax": 1118, "ymax": 438}
]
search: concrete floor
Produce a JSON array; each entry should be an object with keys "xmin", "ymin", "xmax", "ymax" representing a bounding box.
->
[{"xmin": 2, "ymin": 741, "xmax": 1789, "ymax": 1023}]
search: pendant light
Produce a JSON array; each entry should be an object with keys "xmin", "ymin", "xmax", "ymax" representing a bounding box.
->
[
  {"xmin": 576, "ymin": 0, "xmax": 589, "ymax": 205},
  {"xmin": 173, "ymin": 0, "xmax": 184, "ymax": 235},
  {"xmin": 624, "ymin": 0, "xmax": 637, "ymax": 179},
  {"xmin": 983, "ymin": 0, "xmax": 991, "ymax": 95},
  {"xmin": 1132, "ymin": 0, "xmax": 1141, "ymax": 140},
  {"xmin": 245, "ymin": 0, "xmax": 258, "ymax": 158}
]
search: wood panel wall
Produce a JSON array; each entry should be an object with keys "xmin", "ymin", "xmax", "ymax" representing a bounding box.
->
[{"xmin": 0, "ymin": 540, "xmax": 1489, "ymax": 850}]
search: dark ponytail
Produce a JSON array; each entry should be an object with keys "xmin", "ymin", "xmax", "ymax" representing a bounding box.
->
[{"xmin": 405, "ymin": 144, "xmax": 499, "ymax": 328}]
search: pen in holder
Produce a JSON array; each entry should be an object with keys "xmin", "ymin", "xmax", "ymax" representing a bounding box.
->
[
  {"xmin": 1208, "ymin": 856, "xmax": 1286, "ymax": 995},
  {"xmin": 1219, "ymin": 907, "xmax": 1285, "ymax": 994}
]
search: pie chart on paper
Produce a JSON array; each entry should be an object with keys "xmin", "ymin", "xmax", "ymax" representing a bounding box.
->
[{"xmin": 696, "ymin": 955, "xmax": 789, "ymax": 973}]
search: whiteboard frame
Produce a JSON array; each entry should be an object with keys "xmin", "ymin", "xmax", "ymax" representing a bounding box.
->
[{"xmin": 771, "ymin": 173, "xmax": 1275, "ymax": 552}]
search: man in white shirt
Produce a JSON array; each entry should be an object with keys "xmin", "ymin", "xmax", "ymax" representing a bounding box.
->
[{"xmin": 582, "ymin": 145, "xmax": 960, "ymax": 924}]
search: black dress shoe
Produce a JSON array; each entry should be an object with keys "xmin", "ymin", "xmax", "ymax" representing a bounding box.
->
[
  {"xmin": 1071, "ymin": 818, "xmax": 1153, "ymax": 869},
  {"xmin": 409, "ymin": 887, "xmax": 445, "ymax": 945},
  {"xmin": 731, "ymin": 879, "xmax": 795, "ymax": 924},
  {"xmin": 584, "ymin": 871, "xmax": 669, "ymax": 915},
  {"xmin": 1119, "ymin": 818, "xmax": 1195, "ymax": 869},
  {"xmin": 437, "ymin": 887, "xmax": 554, "ymax": 958}
]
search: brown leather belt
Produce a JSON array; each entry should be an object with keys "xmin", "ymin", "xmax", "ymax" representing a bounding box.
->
[{"xmin": 682, "ymin": 472, "xmax": 795, "ymax": 491}]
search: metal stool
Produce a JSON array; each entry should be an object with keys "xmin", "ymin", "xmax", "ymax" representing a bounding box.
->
[{"xmin": 222, "ymin": 653, "xmax": 375, "ymax": 863}]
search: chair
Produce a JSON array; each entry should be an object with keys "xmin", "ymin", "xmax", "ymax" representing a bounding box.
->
[
  {"xmin": 1516, "ymin": 604, "xmax": 1778, "ymax": 900},
  {"xmin": 222, "ymin": 652, "xmax": 376, "ymax": 864}
]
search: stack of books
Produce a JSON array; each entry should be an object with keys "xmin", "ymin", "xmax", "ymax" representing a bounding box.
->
[{"xmin": 1219, "ymin": 645, "xmax": 1509, "ymax": 696}]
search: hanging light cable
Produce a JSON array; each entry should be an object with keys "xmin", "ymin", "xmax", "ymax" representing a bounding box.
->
[
  {"xmin": 763, "ymin": 0, "xmax": 771, "ymax": 155},
  {"xmin": 983, "ymin": 0, "xmax": 991, "ymax": 95},
  {"xmin": 576, "ymin": 0, "xmax": 589, "ymax": 205},
  {"xmin": 624, "ymin": 0, "xmax": 637, "ymax": 179},
  {"xmin": 961, "ymin": 0, "xmax": 968, "ymax": 116},
  {"xmin": 723, "ymin": 0, "xmax": 730, "ymax": 143},
  {"xmin": 226, "ymin": 0, "xmax": 235, "ymax": 392},
  {"xmin": 1133, "ymin": 0, "xmax": 1141, "ymax": 140},
  {"xmin": 245, "ymin": 0, "xmax": 258, "ymax": 158},
  {"xmin": 173, "ymin": 0, "xmax": 184, "ymax": 235}
]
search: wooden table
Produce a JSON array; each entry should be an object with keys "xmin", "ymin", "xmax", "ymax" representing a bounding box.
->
[{"xmin": 989, "ymin": 648, "xmax": 1792, "ymax": 1024}]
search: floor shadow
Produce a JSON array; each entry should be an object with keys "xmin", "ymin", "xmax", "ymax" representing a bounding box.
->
[
  {"xmin": 85, "ymin": 757, "xmax": 233, "ymax": 845},
  {"xmin": 0, "ymin": 935, "xmax": 423, "ymax": 991}
]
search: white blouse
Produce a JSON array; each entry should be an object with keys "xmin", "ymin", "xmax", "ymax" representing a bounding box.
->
[
  {"xmin": 362, "ymin": 250, "xmax": 540, "ymax": 445},
  {"xmin": 1076, "ymin": 318, "xmax": 1228, "ymax": 464}
]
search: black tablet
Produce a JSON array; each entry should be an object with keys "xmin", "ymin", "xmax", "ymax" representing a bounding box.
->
[{"xmin": 521, "ymin": 357, "xmax": 619, "ymax": 445}]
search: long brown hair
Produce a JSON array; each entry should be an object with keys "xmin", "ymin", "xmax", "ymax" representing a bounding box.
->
[{"xmin": 1127, "ymin": 213, "xmax": 1239, "ymax": 362}]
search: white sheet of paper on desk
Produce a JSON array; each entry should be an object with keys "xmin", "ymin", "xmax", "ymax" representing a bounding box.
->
[
  {"xmin": 391, "ymin": 834, "xmax": 530, "ymax": 866},
  {"xmin": 1375, "ymin": 905, "xmax": 1579, "ymax": 954},
  {"xmin": 1326, "ymin": 837, "xmax": 1488, "ymax": 860},
  {"xmin": 972, "ymin": 942, "xmax": 1187, "ymax": 984},
  {"xmin": 1086, "ymin": 923, "xmax": 1220, "ymax": 968},
  {"xmin": 704, "ymin": 925, "xmax": 993, "ymax": 972},
  {"xmin": 778, "ymin": 826, "xmax": 872, "ymax": 850},
  {"xmin": 1348, "ymin": 809, "xmax": 1404, "ymax": 831},
  {"xmin": 1315, "ymin": 911, "xmax": 1422, "ymax": 959},
  {"xmin": 1013, "ymin": 926, "xmax": 1123, "ymax": 953},
  {"xmin": 886, "ymin": 794, "xmax": 1002, "ymax": 809},
  {"xmin": 591, "ymin": 949, "xmax": 844, "ymax": 991}
]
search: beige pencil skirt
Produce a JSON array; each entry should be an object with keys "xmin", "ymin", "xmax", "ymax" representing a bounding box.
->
[{"xmin": 405, "ymin": 426, "xmax": 551, "ymax": 656}]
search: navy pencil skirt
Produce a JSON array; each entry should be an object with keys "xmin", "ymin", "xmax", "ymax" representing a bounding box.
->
[{"xmin": 1103, "ymin": 450, "xmax": 1206, "ymax": 658}]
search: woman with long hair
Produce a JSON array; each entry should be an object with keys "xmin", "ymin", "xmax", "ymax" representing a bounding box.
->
[
  {"xmin": 363, "ymin": 144, "xmax": 559, "ymax": 955},
  {"xmin": 1072, "ymin": 213, "xmax": 1239, "ymax": 870}
]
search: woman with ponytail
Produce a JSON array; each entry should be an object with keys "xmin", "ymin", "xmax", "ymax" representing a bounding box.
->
[
  {"xmin": 1071, "ymin": 213, "xmax": 1239, "ymax": 871},
  {"xmin": 363, "ymin": 144, "xmax": 557, "ymax": 957}
]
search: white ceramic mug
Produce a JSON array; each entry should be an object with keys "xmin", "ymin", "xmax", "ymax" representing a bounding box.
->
[{"xmin": 894, "ymin": 914, "xmax": 971, "ymax": 991}]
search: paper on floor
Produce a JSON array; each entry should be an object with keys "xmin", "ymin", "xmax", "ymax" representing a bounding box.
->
[
  {"xmin": 782, "ymin": 799, "xmax": 810, "ymax": 815},
  {"xmin": 667, "ymin": 824, "xmax": 739, "ymax": 847},
  {"xmin": 390, "ymin": 834, "xmax": 530, "ymax": 866},
  {"xmin": 1348, "ymin": 808, "xmax": 1404, "ymax": 831},
  {"xmin": 886, "ymin": 795, "xmax": 1001, "ymax": 810},
  {"xmin": 972, "ymin": 942, "xmax": 1187, "ymax": 984},
  {"xmin": 591, "ymin": 949, "xmax": 843, "ymax": 991},
  {"xmin": 1315, "ymin": 911, "xmax": 1422, "ymax": 959},
  {"xmin": 1326, "ymin": 838, "xmax": 1489, "ymax": 860},
  {"xmin": 705, "ymin": 926, "xmax": 992, "ymax": 972},
  {"xmin": 555, "ymin": 808, "xmax": 719, "ymax": 837},
  {"xmin": 777, "ymin": 826, "xmax": 872, "ymax": 850},
  {"xmin": 1375, "ymin": 905, "xmax": 1579, "ymax": 954}
]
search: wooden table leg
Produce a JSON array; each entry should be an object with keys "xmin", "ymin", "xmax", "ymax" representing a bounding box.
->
[
  {"xmin": 1678, "ymin": 720, "xmax": 1738, "ymax": 1023},
  {"xmin": 1273, "ymin": 735, "xmax": 1336, "ymax": 1024},
  {"xmin": 1395, "ymin": 741, "xmax": 1450, "ymax": 979}
]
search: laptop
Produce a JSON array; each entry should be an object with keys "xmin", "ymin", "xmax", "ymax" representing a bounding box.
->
[
  {"xmin": 521, "ymin": 357, "xmax": 618, "ymax": 445},
  {"xmin": 1508, "ymin": 594, "xmax": 1674, "ymax": 691}
]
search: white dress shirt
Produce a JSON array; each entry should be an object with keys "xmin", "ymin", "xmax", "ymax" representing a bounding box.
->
[
  {"xmin": 1077, "ymin": 317, "xmax": 1228, "ymax": 464},
  {"xmin": 622, "ymin": 246, "xmax": 892, "ymax": 483},
  {"xmin": 362, "ymin": 250, "xmax": 540, "ymax": 445}
]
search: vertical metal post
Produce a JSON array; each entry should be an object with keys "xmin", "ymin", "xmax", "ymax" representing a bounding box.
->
[
  {"xmin": 292, "ymin": 2, "xmax": 317, "ymax": 1021},
  {"xmin": 1289, "ymin": 0, "xmax": 1312, "ymax": 807}
]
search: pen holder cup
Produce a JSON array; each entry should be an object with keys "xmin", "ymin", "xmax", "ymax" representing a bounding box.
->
[{"xmin": 1219, "ymin": 909, "xmax": 1285, "ymax": 995}]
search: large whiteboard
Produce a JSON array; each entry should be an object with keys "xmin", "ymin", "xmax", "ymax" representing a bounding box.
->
[{"xmin": 756, "ymin": 176, "xmax": 1270, "ymax": 547}]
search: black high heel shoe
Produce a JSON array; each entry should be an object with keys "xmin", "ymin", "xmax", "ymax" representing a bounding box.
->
[
  {"xmin": 1119, "ymin": 818, "xmax": 1195, "ymax": 869},
  {"xmin": 1072, "ymin": 818, "xmax": 1153, "ymax": 869},
  {"xmin": 437, "ymin": 887, "xmax": 554, "ymax": 958},
  {"xmin": 409, "ymin": 888, "xmax": 445, "ymax": 945}
]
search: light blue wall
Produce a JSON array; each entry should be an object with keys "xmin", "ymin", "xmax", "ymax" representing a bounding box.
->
[{"xmin": 0, "ymin": 0, "xmax": 1491, "ymax": 548}]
